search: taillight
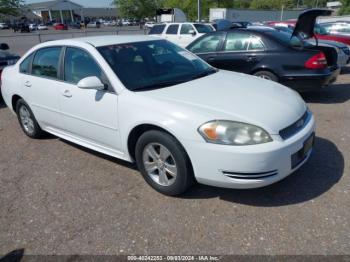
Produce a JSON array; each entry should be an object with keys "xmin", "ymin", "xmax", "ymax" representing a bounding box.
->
[{"xmin": 305, "ymin": 52, "xmax": 327, "ymax": 69}]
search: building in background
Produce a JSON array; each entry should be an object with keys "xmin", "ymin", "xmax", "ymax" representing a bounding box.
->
[
  {"xmin": 28, "ymin": 0, "xmax": 84, "ymax": 23},
  {"xmin": 27, "ymin": 0, "xmax": 118, "ymax": 23}
]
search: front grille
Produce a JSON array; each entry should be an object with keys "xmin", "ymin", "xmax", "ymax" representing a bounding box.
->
[
  {"xmin": 279, "ymin": 111, "xmax": 309, "ymax": 140},
  {"xmin": 222, "ymin": 170, "xmax": 278, "ymax": 180}
]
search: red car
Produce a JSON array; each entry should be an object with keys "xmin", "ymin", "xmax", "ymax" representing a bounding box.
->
[
  {"xmin": 54, "ymin": 23, "xmax": 68, "ymax": 30},
  {"xmin": 271, "ymin": 16, "xmax": 350, "ymax": 46},
  {"xmin": 314, "ymin": 24, "xmax": 350, "ymax": 45}
]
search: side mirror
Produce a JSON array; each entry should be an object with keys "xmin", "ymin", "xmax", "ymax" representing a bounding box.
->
[
  {"xmin": 189, "ymin": 29, "xmax": 196, "ymax": 36},
  {"xmin": 0, "ymin": 43, "xmax": 9, "ymax": 50},
  {"xmin": 77, "ymin": 76, "xmax": 105, "ymax": 91}
]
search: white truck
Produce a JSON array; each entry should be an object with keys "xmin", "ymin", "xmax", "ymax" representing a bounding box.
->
[{"xmin": 156, "ymin": 8, "xmax": 187, "ymax": 23}]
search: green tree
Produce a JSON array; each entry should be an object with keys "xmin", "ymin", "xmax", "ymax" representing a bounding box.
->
[
  {"xmin": 0, "ymin": 0, "xmax": 23, "ymax": 15},
  {"xmin": 339, "ymin": 0, "xmax": 350, "ymax": 15},
  {"xmin": 113, "ymin": 0, "xmax": 162, "ymax": 19}
]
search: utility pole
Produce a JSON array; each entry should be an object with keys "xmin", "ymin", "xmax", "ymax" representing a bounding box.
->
[
  {"xmin": 280, "ymin": 5, "xmax": 284, "ymax": 21},
  {"xmin": 197, "ymin": 0, "xmax": 201, "ymax": 22}
]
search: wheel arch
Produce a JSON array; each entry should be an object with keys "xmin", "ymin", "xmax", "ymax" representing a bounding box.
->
[
  {"xmin": 251, "ymin": 67, "xmax": 279, "ymax": 79},
  {"xmin": 127, "ymin": 124, "xmax": 194, "ymax": 173},
  {"xmin": 11, "ymin": 94, "xmax": 22, "ymax": 112}
]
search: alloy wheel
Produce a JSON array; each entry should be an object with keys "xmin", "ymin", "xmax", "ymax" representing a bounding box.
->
[
  {"xmin": 142, "ymin": 143, "xmax": 177, "ymax": 186},
  {"xmin": 19, "ymin": 105, "xmax": 35, "ymax": 134}
]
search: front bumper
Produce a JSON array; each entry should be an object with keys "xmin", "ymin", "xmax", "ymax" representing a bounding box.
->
[
  {"xmin": 182, "ymin": 114, "xmax": 316, "ymax": 189},
  {"xmin": 280, "ymin": 67, "xmax": 340, "ymax": 92}
]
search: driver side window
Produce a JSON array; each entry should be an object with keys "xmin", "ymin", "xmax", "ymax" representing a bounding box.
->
[{"xmin": 64, "ymin": 47, "xmax": 102, "ymax": 85}]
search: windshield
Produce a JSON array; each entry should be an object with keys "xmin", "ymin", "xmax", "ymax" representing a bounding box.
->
[
  {"xmin": 194, "ymin": 24, "xmax": 214, "ymax": 33},
  {"xmin": 97, "ymin": 40, "xmax": 216, "ymax": 91}
]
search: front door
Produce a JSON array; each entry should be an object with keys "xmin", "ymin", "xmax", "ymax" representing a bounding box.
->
[{"xmin": 58, "ymin": 47, "xmax": 122, "ymax": 154}]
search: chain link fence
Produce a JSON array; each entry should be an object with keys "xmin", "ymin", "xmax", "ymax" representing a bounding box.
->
[{"xmin": 0, "ymin": 28, "xmax": 148, "ymax": 55}]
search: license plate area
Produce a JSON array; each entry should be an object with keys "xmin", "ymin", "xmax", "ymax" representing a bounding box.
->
[{"xmin": 291, "ymin": 133, "xmax": 315, "ymax": 169}]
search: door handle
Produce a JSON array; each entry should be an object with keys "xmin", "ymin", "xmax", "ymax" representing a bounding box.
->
[
  {"xmin": 62, "ymin": 90, "xmax": 72, "ymax": 98},
  {"xmin": 247, "ymin": 55, "xmax": 257, "ymax": 62},
  {"xmin": 207, "ymin": 57, "xmax": 215, "ymax": 62},
  {"xmin": 24, "ymin": 81, "xmax": 32, "ymax": 87}
]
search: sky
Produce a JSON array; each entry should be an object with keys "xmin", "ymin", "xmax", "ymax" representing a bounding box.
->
[{"xmin": 25, "ymin": 0, "xmax": 113, "ymax": 8}]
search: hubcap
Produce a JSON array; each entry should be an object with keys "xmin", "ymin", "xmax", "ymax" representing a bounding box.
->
[
  {"xmin": 19, "ymin": 105, "xmax": 35, "ymax": 134},
  {"xmin": 142, "ymin": 143, "xmax": 177, "ymax": 186},
  {"xmin": 259, "ymin": 75, "xmax": 271, "ymax": 80}
]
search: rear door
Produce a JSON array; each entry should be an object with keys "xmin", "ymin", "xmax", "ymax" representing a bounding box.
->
[
  {"xmin": 213, "ymin": 32, "xmax": 265, "ymax": 73},
  {"xmin": 20, "ymin": 47, "xmax": 63, "ymax": 129},
  {"xmin": 164, "ymin": 24, "xmax": 180, "ymax": 45}
]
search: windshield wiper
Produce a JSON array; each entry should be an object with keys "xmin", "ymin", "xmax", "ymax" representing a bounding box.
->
[
  {"xmin": 134, "ymin": 69, "xmax": 218, "ymax": 92},
  {"xmin": 191, "ymin": 69, "xmax": 218, "ymax": 80},
  {"xmin": 134, "ymin": 79, "xmax": 188, "ymax": 92}
]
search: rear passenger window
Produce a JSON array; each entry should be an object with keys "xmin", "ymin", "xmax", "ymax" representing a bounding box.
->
[
  {"xmin": 166, "ymin": 24, "xmax": 179, "ymax": 35},
  {"xmin": 224, "ymin": 33, "xmax": 250, "ymax": 52},
  {"xmin": 19, "ymin": 53, "xmax": 34, "ymax": 74},
  {"xmin": 149, "ymin": 24, "xmax": 166, "ymax": 35},
  {"xmin": 64, "ymin": 47, "xmax": 102, "ymax": 84},
  {"xmin": 248, "ymin": 37, "xmax": 264, "ymax": 51},
  {"xmin": 32, "ymin": 47, "xmax": 61, "ymax": 79}
]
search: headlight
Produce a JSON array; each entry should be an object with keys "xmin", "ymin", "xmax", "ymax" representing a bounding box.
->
[{"xmin": 198, "ymin": 120, "xmax": 272, "ymax": 146}]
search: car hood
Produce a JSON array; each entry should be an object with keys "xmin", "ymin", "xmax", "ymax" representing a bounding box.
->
[
  {"xmin": 293, "ymin": 9, "xmax": 332, "ymax": 38},
  {"xmin": 140, "ymin": 70, "xmax": 307, "ymax": 134}
]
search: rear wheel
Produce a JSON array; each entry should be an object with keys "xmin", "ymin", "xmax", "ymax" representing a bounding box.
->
[
  {"xmin": 16, "ymin": 99, "xmax": 44, "ymax": 139},
  {"xmin": 254, "ymin": 71, "xmax": 278, "ymax": 82},
  {"xmin": 135, "ymin": 130, "xmax": 194, "ymax": 196}
]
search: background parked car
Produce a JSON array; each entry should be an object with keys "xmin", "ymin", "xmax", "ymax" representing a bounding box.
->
[
  {"xmin": 314, "ymin": 24, "xmax": 350, "ymax": 45},
  {"xmin": 68, "ymin": 22, "xmax": 81, "ymax": 29},
  {"xmin": 187, "ymin": 25, "xmax": 339, "ymax": 92},
  {"xmin": 29, "ymin": 23, "xmax": 38, "ymax": 31},
  {"xmin": 37, "ymin": 24, "xmax": 48, "ymax": 30},
  {"xmin": 0, "ymin": 43, "xmax": 20, "ymax": 96},
  {"xmin": 144, "ymin": 21, "xmax": 155, "ymax": 29},
  {"xmin": 54, "ymin": 23, "xmax": 68, "ymax": 30},
  {"xmin": 149, "ymin": 22, "xmax": 215, "ymax": 47},
  {"xmin": 87, "ymin": 21, "xmax": 101, "ymax": 28},
  {"xmin": 0, "ymin": 23, "xmax": 9, "ymax": 30},
  {"xmin": 319, "ymin": 22, "xmax": 350, "ymax": 37}
]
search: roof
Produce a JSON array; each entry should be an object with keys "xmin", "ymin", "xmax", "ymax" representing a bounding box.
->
[
  {"xmin": 42, "ymin": 35, "xmax": 160, "ymax": 47},
  {"xmin": 27, "ymin": 0, "xmax": 83, "ymax": 10},
  {"xmin": 82, "ymin": 8, "xmax": 118, "ymax": 18}
]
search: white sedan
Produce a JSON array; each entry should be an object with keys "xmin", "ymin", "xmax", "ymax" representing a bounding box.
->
[{"xmin": 1, "ymin": 36, "xmax": 315, "ymax": 196}]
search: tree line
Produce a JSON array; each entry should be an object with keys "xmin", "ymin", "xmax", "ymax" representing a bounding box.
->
[{"xmin": 114, "ymin": 0, "xmax": 350, "ymax": 20}]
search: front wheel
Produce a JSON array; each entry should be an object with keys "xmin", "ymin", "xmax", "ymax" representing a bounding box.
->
[
  {"xmin": 135, "ymin": 130, "xmax": 195, "ymax": 196},
  {"xmin": 253, "ymin": 71, "xmax": 278, "ymax": 82}
]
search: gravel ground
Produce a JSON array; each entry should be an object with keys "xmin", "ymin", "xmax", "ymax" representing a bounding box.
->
[{"xmin": 0, "ymin": 68, "xmax": 349, "ymax": 256}]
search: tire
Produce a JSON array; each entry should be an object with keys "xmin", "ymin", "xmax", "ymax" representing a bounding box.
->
[
  {"xmin": 253, "ymin": 71, "xmax": 278, "ymax": 82},
  {"xmin": 135, "ymin": 130, "xmax": 195, "ymax": 196},
  {"xmin": 15, "ymin": 99, "xmax": 44, "ymax": 139}
]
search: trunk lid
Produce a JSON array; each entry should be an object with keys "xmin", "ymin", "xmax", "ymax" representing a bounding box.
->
[{"xmin": 292, "ymin": 9, "xmax": 333, "ymax": 39}]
